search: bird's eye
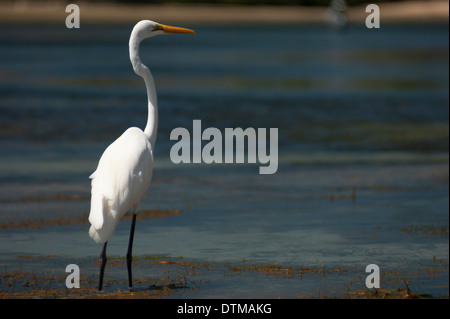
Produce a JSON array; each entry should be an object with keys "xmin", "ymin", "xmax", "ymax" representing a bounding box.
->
[{"xmin": 153, "ymin": 24, "xmax": 164, "ymax": 32}]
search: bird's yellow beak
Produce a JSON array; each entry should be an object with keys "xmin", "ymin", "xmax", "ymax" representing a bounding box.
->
[{"xmin": 157, "ymin": 24, "xmax": 196, "ymax": 34}]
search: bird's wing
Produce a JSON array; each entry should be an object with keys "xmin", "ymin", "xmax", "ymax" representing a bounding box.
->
[{"xmin": 89, "ymin": 127, "xmax": 153, "ymax": 223}]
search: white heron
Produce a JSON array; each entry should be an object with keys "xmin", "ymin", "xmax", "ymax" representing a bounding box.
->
[{"xmin": 88, "ymin": 20, "xmax": 196, "ymax": 291}]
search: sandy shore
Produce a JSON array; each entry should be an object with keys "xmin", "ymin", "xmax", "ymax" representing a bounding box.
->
[{"xmin": 0, "ymin": 1, "xmax": 448, "ymax": 25}]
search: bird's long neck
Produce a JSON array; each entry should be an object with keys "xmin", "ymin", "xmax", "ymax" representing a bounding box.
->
[{"xmin": 129, "ymin": 36, "xmax": 158, "ymax": 148}]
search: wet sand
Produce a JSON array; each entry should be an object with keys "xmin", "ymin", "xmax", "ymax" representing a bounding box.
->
[
  {"xmin": 1, "ymin": 253, "xmax": 447, "ymax": 299},
  {"xmin": 0, "ymin": 1, "xmax": 448, "ymax": 25}
]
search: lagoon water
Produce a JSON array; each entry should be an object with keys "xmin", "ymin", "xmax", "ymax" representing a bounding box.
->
[{"xmin": 0, "ymin": 23, "xmax": 448, "ymax": 297}]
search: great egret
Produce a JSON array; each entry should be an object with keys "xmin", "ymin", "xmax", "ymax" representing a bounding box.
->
[{"xmin": 88, "ymin": 20, "xmax": 196, "ymax": 291}]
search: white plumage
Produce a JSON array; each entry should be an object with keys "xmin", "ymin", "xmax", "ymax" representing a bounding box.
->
[
  {"xmin": 88, "ymin": 127, "xmax": 153, "ymax": 243},
  {"xmin": 87, "ymin": 20, "xmax": 195, "ymax": 291}
]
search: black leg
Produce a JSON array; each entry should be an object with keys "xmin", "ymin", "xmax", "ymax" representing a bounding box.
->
[
  {"xmin": 99, "ymin": 241, "xmax": 108, "ymax": 291},
  {"xmin": 126, "ymin": 214, "xmax": 137, "ymax": 288}
]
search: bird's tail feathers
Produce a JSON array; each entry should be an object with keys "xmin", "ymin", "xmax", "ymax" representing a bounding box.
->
[
  {"xmin": 89, "ymin": 224, "xmax": 116, "ymax": 244},
  {"xmin": 88, "ymin": 193, "xmax": 118, "ymax": 243},
  {"xmin": 88, "ymin": 193, "xmax": 106, "ymax": 230}
]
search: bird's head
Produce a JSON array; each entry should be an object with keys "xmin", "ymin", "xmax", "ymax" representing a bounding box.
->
[
  {"xmin": 129, "ymin": 20, "xmax": 195, "ymax": 78},
  {"xmin": 133, "ymin": 20, "xmax": 196, "ymax": 40}
]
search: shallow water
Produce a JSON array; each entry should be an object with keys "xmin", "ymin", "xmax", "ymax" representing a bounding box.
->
[{"xmin": 0, "ymin": 23, "xmax": 448, "ymax": 298}]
